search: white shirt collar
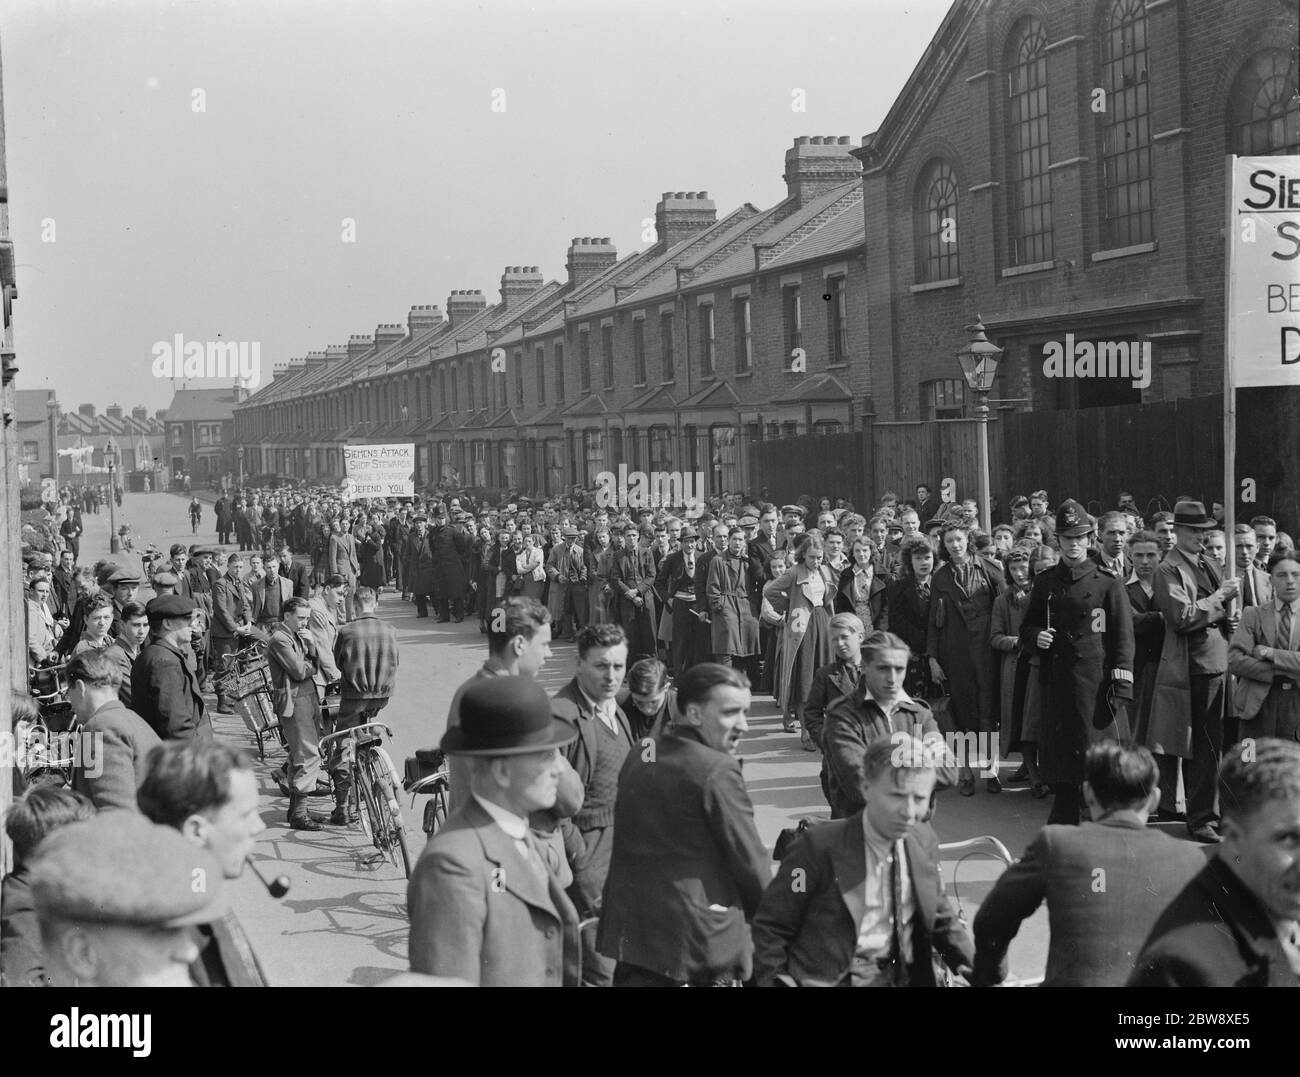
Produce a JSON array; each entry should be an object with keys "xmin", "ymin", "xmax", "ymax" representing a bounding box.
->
[
  {"xmin": 472, "ymin": 793, "xmax": 528, "ymax": 840},
  {"xmin": 578, "ymin": 684, "xmax": 614, "ymax": 718}
]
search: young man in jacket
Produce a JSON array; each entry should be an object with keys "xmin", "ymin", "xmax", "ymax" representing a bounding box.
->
[
  {"xmin": 752, "ymin": 733, "xmax": 974, "ymax": 986},
  {"xmin": 599, "ymin": 663, "xmax": 769, "ymax": 986},
  {"xmin": 268, "ymin": 597, "xmax": 329, "ymax": 831}
]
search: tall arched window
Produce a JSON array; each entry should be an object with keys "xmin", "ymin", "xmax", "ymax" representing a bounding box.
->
[
  {"xmin": 1006, "ymin": 17, "xmax": 1053, "ymax": 265},
  {"xmin": 914, "ymin": 159, "xmax": 960, "ymax": 283},
  {"xmin": 1229, "ymin": 49, "xmax": 1300, "ymax": 156},
  {"xmin": 1098, "ymin": 0, "xmax": 1153, "ymax": 248}
]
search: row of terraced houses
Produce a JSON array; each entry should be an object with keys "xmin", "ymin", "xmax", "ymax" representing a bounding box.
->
[{"xmin": 233, "ymin": 0, "xmax": 1299, "ymax": 500}]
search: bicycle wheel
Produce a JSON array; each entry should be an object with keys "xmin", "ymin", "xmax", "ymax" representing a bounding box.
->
[
  {"xmin": 373, "ymin": 747, "xmax": 412, "ymax": 878},
  {"xmin": 357, "ymin": 752, "xmax": 400, "ymax": 871},
  {"xmin": 423, "ymin": 786, "xmax": 448, "ymax": 837},
  {"xmin": 353, "ymin": 757, "xmax": 383, "ymax": 850}
]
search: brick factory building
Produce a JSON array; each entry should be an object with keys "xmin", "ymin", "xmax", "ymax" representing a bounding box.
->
[{"xmin": 234, "ymin": 0, "xmax": 1299, "ymax": 499}]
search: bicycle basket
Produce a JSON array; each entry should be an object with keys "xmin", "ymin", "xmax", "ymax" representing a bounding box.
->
[{"xmin": 214, "ymin": 665, "xmax": 270, "ymax": 701}]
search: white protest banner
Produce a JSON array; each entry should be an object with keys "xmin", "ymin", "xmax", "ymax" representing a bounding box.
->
[
  {"xmin": 342, "ymin": 443, "xmax": 415, "ymax": 497},
  {"xmin": 1226, "ymin": 155, "xmax": 1300, "ymax": 388}
]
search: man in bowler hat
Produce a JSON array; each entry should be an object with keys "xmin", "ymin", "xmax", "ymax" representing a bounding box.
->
[{"xmin": 408, "ymin": 676, "xmax": 581, "ymax": 986}]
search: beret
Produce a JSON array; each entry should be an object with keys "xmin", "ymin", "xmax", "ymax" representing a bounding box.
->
[
  {"xmin": 146, "ymin": 594, "xmax": 196, "ymax": 618},
  {"xmin": 29, "ymin": 813, "xmax": 227, "ymax": 929}
]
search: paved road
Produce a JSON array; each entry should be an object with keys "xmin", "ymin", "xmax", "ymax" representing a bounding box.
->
[{"xmin": 87, "ymin": 490, "xmax": 1058, "ymax": 985}]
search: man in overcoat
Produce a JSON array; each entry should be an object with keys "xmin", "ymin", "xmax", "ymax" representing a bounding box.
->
[
  {"xmin": 706, "ymin": 527, "xmax": 761, "ymax": 679},
  {"xmin": 429, "ymin": 507, "xmax": 471, "ymax": 622},
  {"xmin": 1018, "ymin": 500, "xmax": 1133, "ymax": 825},
  {"xmin": 1146, "ymin": 501, "xmax": 1238, "ymax": 843}
]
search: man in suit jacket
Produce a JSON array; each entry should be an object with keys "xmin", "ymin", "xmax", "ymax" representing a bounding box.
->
[
  {"xmin": 752, "ymin": 732, "xmax": 974, "ymax": 986},
  {"xmin": 68, "ymin": 651, "xmax": 163, "ymax": 812},
  {"xmin": 276, "ymin": 545, "xmax": 313, "ymax": 599},
  {"xmin": 551, "ymin": 624, "xmax": 634, "ymax": 986},
  {"xmin": 1228, "ymin": 550, "xmax": 1300, "ymax": 741},
  {"xmin": 409, "ymin": 676, "xmax": 580, "ymax": 987},
  {"xmin": 1129, "ymin": 738, "xmax": 1300, "ymax": 986},
  {"xmin": 328, "ymin": 522, "xmax": 360, "ymax": 620},
  {"xmin": 972, "ymin": 742, "xmax": 1206, "ymax": 986},
  {"xmin": 612, "ymin": 523, "xmax": 657, "ymax": 659},
  {"xmin": 1148, "ymin": 502, "xmax": 1240, "ymax": 842},
  {"xmin": 132, "ymin": 595, "xmax": 214, "ymax": 743},
  {"xmin": 598, "ymin": 663, "xmax": 770, "ymax": 986},
  {"xmin": 250, "ymin": 558, "xmax": 293, "ymax": 630},
  {"xmin": 51, "ymin": 549, "xmax": 78, "ymax": 621}
]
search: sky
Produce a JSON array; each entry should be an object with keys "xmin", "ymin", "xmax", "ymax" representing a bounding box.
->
[{"xmin": 2, "ymin": 0, "xmax": 954, "ymax": 413}]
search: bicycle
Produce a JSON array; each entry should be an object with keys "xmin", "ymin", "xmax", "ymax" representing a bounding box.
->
[
  {"xmin": 213, "ymin": 638, "xmax": 283, "ymax": 760},
  {"xmin": 24, "ymin": 661, "xmax": 81, "ymax": 790},
  {"xmin": 402, "ymin": 747, "xmax": 450, "ymax": 838},
  {"xmin": 319, "ymin": 713, "xmax": 412, "ymax": 877}
]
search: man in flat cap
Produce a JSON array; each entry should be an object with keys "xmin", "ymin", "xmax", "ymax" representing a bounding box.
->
[
  {"xmin": 408, "ymin": 676, "xmax": 580, "ymax": 986},
  {"xmin": 29, "ymin": 811, "xmax": 228, "ymax": 987},
  {"xmin": 132, "ymin": 594, "xmax": 215, "ymax": 742},
  {"xmin": 107, "ymin": 568, "xmax": 141, "ymax": 641}
]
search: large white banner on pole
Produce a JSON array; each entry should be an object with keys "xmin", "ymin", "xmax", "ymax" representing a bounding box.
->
[
  {"xmin": 342, "ymin": 443, "xmax": 415, "ymax": 498},
  {"xmin": 1227, "ymin": 155, "xmax": 1300, "ymax": 388}
]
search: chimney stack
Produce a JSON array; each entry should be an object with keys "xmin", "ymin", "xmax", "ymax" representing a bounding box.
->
[
  {"xmin": 653, "ymin": 192, "xmax": 717, "ymax": 251},
  {"xmin": 445, "ymin": 293, "xmax": 485, "ymax": 329},
  {"xmin": 565, "ymin": 238, "xmax": 618, "ymax": 290},
  {"xmin": 105, "ymin": 404, "xmax": 124, "ymax": 421},
  {"xmin": 131, "ymin": 406, "xmax": 148, "ymax": 422},
  {"xmin": 783, "ymin": 136, "xmax": 861, "ymax": 208},
  {"xmin": 347, "ymin": 335, "xmax": 373, "ymax": 362},
  {"xmin": 233, "ymin": 383, "xmax": 249, "ymax": 404},
  {"xmin": 500, "ymin": 265, "xmax": 545, "ymax": 311},
  {"xmin": 411, "ymin": 303, "xmax": 448, "ymax": 334},
  {"xmin": 303, "ymin": 351, "xmax": 327, "ymax": 371},
  {"xmin": 78, "ymin": 403, "xmax": 96, "ymax": 419},
  {"xmin": 323, "ymin": 344, "xmax": 348, "ymax": 368},
  {"xmin": 374, "ymin": 323, "xmax": 406, "ymax": 348}
]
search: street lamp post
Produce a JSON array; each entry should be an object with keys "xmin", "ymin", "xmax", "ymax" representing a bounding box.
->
[
  {"xmin": 955, "ymin": 315, "xmax": 1003, "ymax": 535},
  {"xmin": 105, "ymin": 441, "xmax": 120, "ymax": 554},
  {"xmin": 237, "ymin": 445, "xmax": 245, "ymax": 490}
]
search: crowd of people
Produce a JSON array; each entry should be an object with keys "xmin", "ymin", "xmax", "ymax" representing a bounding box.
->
[{"xmin": 5, "ymin": 476, "xmax": 1299, "ymax": 988}]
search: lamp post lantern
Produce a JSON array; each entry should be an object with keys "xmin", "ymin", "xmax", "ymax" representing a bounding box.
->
[
  {"xmin": 955, "ymin": 315, "xmax": 1003, "ymax": 534},
  {"xmin": 105, "ymin": 441, "xmax": 120, "ymax": 554}
]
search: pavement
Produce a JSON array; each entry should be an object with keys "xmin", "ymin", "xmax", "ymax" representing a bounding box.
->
[{"xmin": 82, "ymin": 489, "xmax": 1061, "ymax": 985}]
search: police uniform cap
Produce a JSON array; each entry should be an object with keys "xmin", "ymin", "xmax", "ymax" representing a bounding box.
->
[
  {"xmin": 146, "ymin": 594, "xmax": 196, "ymax": 618},
  {"xmin": 1054, "ymin": 499, "xmax": 1095, "ymax": 538},
  {"xmin": 29, "ymin": 812, "xmax": 227, "ymax": 929},
  {"xmin": 780, "ymin": 504, "xmax": 806, "ymax": 518}
]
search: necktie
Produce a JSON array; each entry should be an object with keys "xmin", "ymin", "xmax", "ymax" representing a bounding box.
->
[
  {"xmin": 521, "ymin": 834, "xmax": 551, "ymax": 888},
  {"xmin": 1243, "ymin": 571, "xmax": 1254, "ymax": 608},
  {"xmin": 888, "ymin": 842, "xmax": 906, "ymax": 987},
  {"xmin": 1280, "ymin": 603, "xmax": 1294, "ymax": 652}
]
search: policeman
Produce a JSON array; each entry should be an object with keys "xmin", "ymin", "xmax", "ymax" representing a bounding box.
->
[
  {"xmin": 28, "ymin": 811, "xmax": 227, "ymax": 987},
  {"xmin": 1019, "ymin": 499, "xmax": 1135, "ymax": 824}
]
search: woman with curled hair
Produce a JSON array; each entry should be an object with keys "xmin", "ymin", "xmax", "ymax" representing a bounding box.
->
[
  {"xmin": 927, "ymin": 521, "xmax": 1005, "ymax": 796},
  {"xmin": 834, "ymin": 535, "xmax": 888, "ymax": 632},
  {"xmin": 763, "ymin": 532, "xmax": 835, "ymax": 735},
  {"xmin": 991, "ymin": 546, "xmax": 1046, "ymax": 795}
]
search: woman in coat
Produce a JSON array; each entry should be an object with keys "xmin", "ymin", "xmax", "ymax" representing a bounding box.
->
[
  {"xmin": 927, "ymin": 522, "xmax": 1004, "ymax": 796},
  {"xmin": 591, "ymin": 529, "xmax": 619, "ymax": 625},
  {"xmin": 662, "ymin": 532, "xmax": 705, "ymax": 677},
  {"xmin": 763, "ymin": 533, "xmax": 836, "ymax": 734},
  {"xmin": 475, "ymin": 525, "xmax": 498, "ymax": 631},
  {"xmin": 358, "ymin": 524, "xmax": 387, "ymax": 592},
  {"xmin": 991, "ymin": 546, "xmax": 1047, "ymax": 796},
  {"xmin": 886, "ymin": 535, "xmax": 941, "ymax": 703},
  {"xmin": 835, "ymin": 536, "xmax": 888, "ymax": 632}
]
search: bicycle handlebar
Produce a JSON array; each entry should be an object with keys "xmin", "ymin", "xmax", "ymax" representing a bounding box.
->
[{"xmin": 319, "ymin": 720, "xmax": 394, "ymax": 748}]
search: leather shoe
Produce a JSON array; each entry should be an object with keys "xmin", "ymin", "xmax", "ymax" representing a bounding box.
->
[
  {"xmin": 1031, "ymin": 782, "xmax": 1052, "ymax": 799},
  {"xmin": 1009, "ymin": 764, "xmax": 1029, "ymax": 782},
  {"xmin": 986, "ymin": 777, "xmax": 1002, "ymax": 794},
  {"xmin": 329, "ymin": 805, "xmax": 358, "ymax": 825},
  {"xmin": 1153, "ymin": 808, "xmax": 1187, "ymax": 823},
  {"xmin": 1187, "ymin": 824, "xmax": 1221, "ymax": 844},
  {"xmin": 958, "ymin": 778, "xmax": 975, "ymax": 797}
]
